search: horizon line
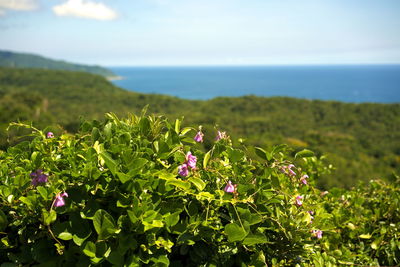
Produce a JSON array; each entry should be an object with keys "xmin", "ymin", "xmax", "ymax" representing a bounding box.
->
[{"xmin": 106, "ymin": 63, "xmax": 400, "ymax": 68}]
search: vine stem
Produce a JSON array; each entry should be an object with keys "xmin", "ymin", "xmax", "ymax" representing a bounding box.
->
[
  {"xmin": 47, "ymin": 196, "xmax": 62, "ymax": 246},
  {"xmin": 232, "ymin": 204, "xmax": 244, "ymax": 230}
]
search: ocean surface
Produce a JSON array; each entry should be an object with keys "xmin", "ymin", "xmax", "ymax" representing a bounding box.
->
[{"xmin": 109, "ymin": 65, "xmax": 400, "ymax": 103}]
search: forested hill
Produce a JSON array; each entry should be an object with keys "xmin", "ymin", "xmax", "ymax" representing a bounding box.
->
[
  {"xmin": 0, "ymin": 67, "xmax": 399, "ymax": 188},
  {"xmin": 0, "ymin": 50, "xmax": 115, "ymax": 77}
]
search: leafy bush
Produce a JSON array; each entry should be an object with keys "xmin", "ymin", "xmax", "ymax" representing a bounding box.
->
[{"xmin": 0, "ymin": 113, "xmax": 398, "ymax": 266}]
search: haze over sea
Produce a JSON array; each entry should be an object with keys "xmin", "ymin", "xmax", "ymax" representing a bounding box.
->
[{"xmin": 109, "ymin": 65, "xmax": 400, "ymax": 103}]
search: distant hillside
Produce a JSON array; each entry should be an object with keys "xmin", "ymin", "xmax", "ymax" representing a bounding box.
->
[
  {"xmin": 0, "ymin": 67, "xmax": 399, "ymax": 188},
  {"xmin": 0, "ymin": 50, "xmax": 115, "ymax": 77}
]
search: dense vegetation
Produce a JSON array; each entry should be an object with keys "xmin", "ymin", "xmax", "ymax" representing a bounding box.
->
[
  {"xmin": 0, "ymin": 67, "xmax": 399, "ymax": 188},
  {"xmin": 0, "ymin": 114, "xmax": 398, "ymax": 266},
  {"xmin": 0, "ymin": 50, "xmax": 115, "ymax": 77}
]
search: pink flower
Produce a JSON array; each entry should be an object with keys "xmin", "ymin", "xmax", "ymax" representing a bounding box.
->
[
  {"xmin": 300, "ymin": 174, "xmax": 309, "ymax": 185},
  {"xmin": 194, "ymin": 131, "xmax": 204, "ymax": 143},
  {"xmin": 215, "ymin": 130, "xmax": 227, "ymax": 141},
  {"xmin": 54, "ymin": 192, "xmax": 68, "ymax": 207},
  {"xmin": 46, "ymin": 132, "xmax": 54, "ymax": 138},
  {"xmin": 288, "ymin": 164, "xmax": 296, "ymax": 176},
  {"xmin": 186, "ymin": 152, "xmax": 197, "ymax": 169},
  {"xmin": 30, "ymin": 169, "xmax": 48, "ymax": 186},
  {"xmin": 178, "ymin": 164, "xmax": 189, "ymax": 177},
  {"xmin": 224, "ymin": 180, "xmax": 236, "ymax": 193},
  {"xmin": 281, "ymin": 164, "xmax": 296, "ymax": 176},
  {"xmin": 312, "ymin": 230, "xmax": 323, "ymax": 239},
  {"xmin": 295, "ymin": 195, "xmax": 303, "ymax": 206}
]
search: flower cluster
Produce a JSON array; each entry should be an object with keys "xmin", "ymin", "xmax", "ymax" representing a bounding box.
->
[
  {"xmin": 30, "ymin": 169, "xmax": 48, "ymax": 186},
  {"xmin": 295, "ymin": 195, "xmax": 303, "ymax": 206},
  {"xmin": 281, "ymin": 164, "xmax": 296, "ymax": 176},
  {"xmin": 194, "ymin": 130, "xmax": 204, "ymax": 143},
  {"xmin": 311, "ymin": 229, "xmax": 323, "ymax": 239},
  {"xmin": 178, "ymin": 152, "xmax": 197, "ymax": 177},
  {"xmin": 215, "ymin": 130, "xmax": 228, "ymax": 141}
]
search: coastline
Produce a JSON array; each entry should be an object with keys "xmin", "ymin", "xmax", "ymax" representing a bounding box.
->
[{"xmin": 106, "ymin": 75, "xmax": 124, "ymax": 81}]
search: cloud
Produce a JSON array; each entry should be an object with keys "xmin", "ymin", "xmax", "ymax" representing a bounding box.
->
[
  {"xmin": 53, "ymin": 0, "xmax": 117, "ymax": 21},
  {"xmin": 0, "ymin": 0, "xmax": 38, "ymax": 15}
]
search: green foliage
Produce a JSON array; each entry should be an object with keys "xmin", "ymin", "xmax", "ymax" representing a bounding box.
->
[
  {"xmin": 0, "ymin": 50, "xmax": 115, "ymax": 77},
  {"xmin": 0, "ymin": 67, "xmax": 399, "ymax": 188},
  {"xmin": 0, "ymin": 113, "xmax": 398, "ymax": 266}
]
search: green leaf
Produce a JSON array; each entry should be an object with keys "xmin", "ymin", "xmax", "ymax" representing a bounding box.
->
[
  {"xmin": 189, "ymin": 177, "xmax": 206, "ymax": 191},
  {"xmin": 224, "ymin": 223, "xmax": 247, "ymax": 242},
  {"xmin": 203, "ymin": 150, "xmax": 211, "ymax": 169},
  {"xmin": 272, "ymin": 144, "xmax": 287, "ymax": 155},
  {"xmin": 180, "ymin": 127, "xmax": 193, "ymax": 136},
  {"xmin": 165, "ymin": 211, "xmax": 181, "ymax": 228},
  {"xmin": 166, "ymin": 179, "xmax": 191, "ymax": 191},
  {"xmin": 243, "ymin": 233, "xmax": 268, "ymax": 246},
  {"xmin": 248, "ymin": 214, "xmax": 262, "ymax": 225},
  {"xmin": 228, "ymin": 148, "xmax": 244, "ymax": 163},
  {"xmin": 295, "ymin": 149, "xmax": 314, "ymax": 159},
  {"xmin": 174, "ymin": 118, "xmax": 181, "ymax": 133},
  {"xmin": 58, "ymin": 232, "xmax": 73, "ymax": 240},
  {"xmin": 271, "ymin": 175, "xmax": 280, "ymax": 189},
  {"xmin": 43, "ymin": 209, "xmax": 57, "ymax": 226},
  {"xmin": 36, "ymin": 186, "xmax": 48, "ymax": 200},
  {"xmin": 139, "ymin": 117, "xmax": 150, "ymax": 135},
  {"xmin": 100, "ymin": 152, "xmax": 118, "ymax": 176},
  {"xmin": 359, "ymin": 234, "xmax": 372, "ymax": 239},
  {"xmin": 116, "ymin": 172, "xmax": 130, "ymax": 184},
  {"xmin": 83, "ymin": 241, "xmax": 96, "ymax": 258},
  {"xmin": 157, "ymin": 170, "xmax": 176, "ymax": 181},
  {"xmin": 93, "ymin": 209, "xmax": 117, "ymax": 240},
  {"xmin": 254, "ymin": 147, "xmax": 267, "ymax": 160}
]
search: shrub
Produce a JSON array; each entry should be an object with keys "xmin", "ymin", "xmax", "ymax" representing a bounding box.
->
[{"xmin": 0, "ymin": 113, "xmax": 398, "ymax": 266}]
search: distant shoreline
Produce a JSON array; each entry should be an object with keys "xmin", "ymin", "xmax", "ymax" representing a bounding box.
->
[{"xmin": 106, "ymin": 75, "xmax": 124, "ymax": 81}]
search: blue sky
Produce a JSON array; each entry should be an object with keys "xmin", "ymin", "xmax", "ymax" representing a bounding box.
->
[{"xmin": 0, "ymin": 0, "xmax": 399, "ymax": 66}]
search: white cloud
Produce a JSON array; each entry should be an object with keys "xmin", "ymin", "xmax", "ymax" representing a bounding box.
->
[
  {"xmin": 53, "ymin": 0, "xmax": 117, "ymax": 21},
  {"xmin": 0, "ymin": 0, "xmax": 38, "ymax": 11},
  {"xmin": 0, "ymin": 9, "xmax": 5, "ymax": 16}
]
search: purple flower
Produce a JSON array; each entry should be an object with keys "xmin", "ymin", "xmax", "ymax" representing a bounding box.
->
[
  {"xmin": 194, "ymin": 131, "xmax": 204, "ymax": 143},
  {"xmin": 186, "ymin": 152, "xmax": 197, "ymax": 169},
  {"xmin": 300, "ymin": 174, "xmax": 309, "ymax": 185},
  {"xmin": 54, "ymin": 192, "xmax": 68, "ymax": 207},
  {"xmin": 46, "ymin": 132, "xmax": 54, "ymax": 138},
  {"xmin": 178, "ymin": 163, "xmax": 189, "ymax": 177},
  {"xmin": 30, "ymin": 169, "xmax": 48, "ymax": 186},
  {"xmin": 312, "ymin": 230, "xmax": 323, "ymax": 239},
  {"xmin": 224, "ymin": 180, "xmax": 236, "ymax": 193},
  {"xmin": 295, "ymin": 195, "xmax": 303, "ymax": 206}
]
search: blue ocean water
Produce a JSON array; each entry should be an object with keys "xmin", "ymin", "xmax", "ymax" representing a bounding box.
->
[{"xmin": 109, "ymin": 65, "xmax": 400, "ymax": 103}]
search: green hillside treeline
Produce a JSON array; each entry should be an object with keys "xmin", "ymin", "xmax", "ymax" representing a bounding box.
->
[
  {"xmin": 0, "ymin": 67, "xmax": 399, "ymax": 188},
  {"xmin": 0, "ymin": 50, "xmax": 115, "ymax": 77}
]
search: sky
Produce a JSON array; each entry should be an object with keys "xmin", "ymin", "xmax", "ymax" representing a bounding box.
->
[{"xmin": 0, "ymin": 0, "xmax": 399, "ymax": 66}]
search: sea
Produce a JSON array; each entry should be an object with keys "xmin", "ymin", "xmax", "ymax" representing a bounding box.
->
[{"xmin": 109, "ymin": 65, "xmax": 400, "ymax": 103}]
